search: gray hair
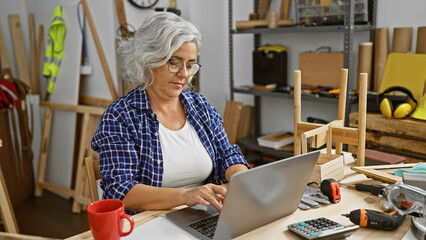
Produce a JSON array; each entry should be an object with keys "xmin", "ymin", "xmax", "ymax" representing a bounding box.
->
[{"xmin": 118, "ymin": 12, "xmax": 201, "ymax": 90}]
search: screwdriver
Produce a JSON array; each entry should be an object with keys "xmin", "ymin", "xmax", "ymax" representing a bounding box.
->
[
  {"xmin": 342, "ymin": 209, "xmax": 405, "ymax": 230},
  {"xmin": 339, "ymin": 182, "xmax": 385, "ymax": 196}
]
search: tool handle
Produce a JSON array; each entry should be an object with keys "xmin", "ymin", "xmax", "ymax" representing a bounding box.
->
[{"xmin": 355, "ymin": 184, "xmax": 385, "ymax": 195}]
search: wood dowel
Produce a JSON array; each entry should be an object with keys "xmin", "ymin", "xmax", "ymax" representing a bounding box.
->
[
  {"xmin": 294, "ymin": 70, "xmax": 301, "ymax": 155},
  {"xmin": 357, "ymin": 73, "xmax": 367, "ymax": 166},
  {"xmin": 81, "ymin": 0, "xmax": 118, "ymax": 100},
  {"xmin": 336, "ymin": 68, "xmax": 347, "ymax": 153}
]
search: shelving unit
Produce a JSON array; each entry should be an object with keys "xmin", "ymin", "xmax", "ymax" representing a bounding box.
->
[{"xmin": 228, "ymin": 0, "xmax": 377, "ymax": 159}]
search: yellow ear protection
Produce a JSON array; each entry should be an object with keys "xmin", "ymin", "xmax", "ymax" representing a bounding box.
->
[{"xmin": 379, "ymin": 86, "xmax": 418, "ymax": 119}]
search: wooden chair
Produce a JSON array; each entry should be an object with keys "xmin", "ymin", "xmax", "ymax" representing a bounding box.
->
[{"xmin": 84, "ymin": 157, "xmax": 102, "ymax": 202}]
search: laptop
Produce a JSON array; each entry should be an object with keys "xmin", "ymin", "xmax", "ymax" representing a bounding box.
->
[{"xmin": 166, "ymin": 150, "xmax": 321, "ymax": 240}]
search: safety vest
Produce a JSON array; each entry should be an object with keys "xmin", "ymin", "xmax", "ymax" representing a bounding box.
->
[{"xmin": 43, "ymin": 5, "xmax": 66, "ymax": 94}]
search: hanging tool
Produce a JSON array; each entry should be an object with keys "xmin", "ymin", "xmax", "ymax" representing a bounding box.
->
[
  {"xmin": 342, "ymin": 209, "xmax": 405, "ymax": 230},
  {"xmin": 339, "ymin": 182, "xmax": 385, "ymax": 196},
  {"xmin": 320, "ymin": 178, "xmax": 341, "ymax": 203}
]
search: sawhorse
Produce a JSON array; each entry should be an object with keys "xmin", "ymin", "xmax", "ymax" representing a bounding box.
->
[{"xmin": 34, "ymin": 101, "xmax": 104, "ymax": 213}]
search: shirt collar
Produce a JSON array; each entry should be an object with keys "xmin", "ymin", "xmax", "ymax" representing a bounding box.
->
[{"xmin": 128, "ymin": 88, "xmax": 195, "ymax": 112}]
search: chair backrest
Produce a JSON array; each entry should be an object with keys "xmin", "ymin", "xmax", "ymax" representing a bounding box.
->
[{"xmin": 84, "ymin": 157, "xmax": 102, "ymax": 202}]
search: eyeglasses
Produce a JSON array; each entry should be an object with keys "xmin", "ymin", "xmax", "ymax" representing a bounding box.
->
[{"xmin": 167, "ymin": 58, "xmax": 201, "ymax": 76}]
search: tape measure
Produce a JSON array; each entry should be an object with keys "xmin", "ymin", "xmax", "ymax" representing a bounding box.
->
[{"xmin": 320, "ymin": 178, "xmax": 341, "ymax": 203}]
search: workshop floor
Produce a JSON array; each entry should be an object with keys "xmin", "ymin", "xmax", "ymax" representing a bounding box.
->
[{"xmin": 0, "ymin": 191, "xmax": 90, "ymax": 239}]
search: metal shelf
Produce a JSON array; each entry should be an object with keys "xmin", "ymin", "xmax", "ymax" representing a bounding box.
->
[
  {"xmin": 236, "ymin": 136, "xmax": 293, "ymax": 160},
  {"xmin": 232, "ymin": 86, "xmax": 342, "ymax": 104},
  {"xmin": 232, "ymin": 24, "xmax": 375, "ymax": 34},
  {"xmin": 228, "ymin": 0, "xmax": 377, "ymax": 154}
]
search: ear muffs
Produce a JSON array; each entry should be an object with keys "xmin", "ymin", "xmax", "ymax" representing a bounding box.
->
[
  {"xmin": 380, "ymin": 98, "xmax": 393, "ymax": 118},
  {"xmin": 379, "ymin": 86, "xmax": 418, "ymax": 119}
]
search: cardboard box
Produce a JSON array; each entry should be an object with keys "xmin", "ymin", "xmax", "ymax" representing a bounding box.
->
[
  {"xmin": 299, "ymin": 51, "xmax": 343, "ymax": 89},
  {"xmin": 309, "ymin": 153, "xmax": 344, "ymax": 184}
]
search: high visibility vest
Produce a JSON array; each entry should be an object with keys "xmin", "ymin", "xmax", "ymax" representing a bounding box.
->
[{"xmin": 43, "ymin": 5, "xmax": 66, "ymax": 94}]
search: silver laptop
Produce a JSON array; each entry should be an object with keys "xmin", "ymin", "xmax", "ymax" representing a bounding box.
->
[{"xmin": 166, "ymin": 150, "xmax": 320, "ymax": 240}]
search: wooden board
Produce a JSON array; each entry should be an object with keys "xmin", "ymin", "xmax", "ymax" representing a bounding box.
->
[
  {"xmin": 8, "ymin": 14, "xmax": 31, "ymax": 88},
  {"xmin": 223, "ymin": 101, "xmax": 243, "ymax": 144},
  {"xmin": 299, "ymin": 52, "xmax": 343, "ymax": 88},
  {"xmin": 0, "ymin": 23, "xmax": 11, "ymax": 71},
  {"xmin": 364, "ymin": 131, "xmax": 426, "ymax": 156},
  {"xmin": 351, "ymin": 163, "xmax": 417, "ymax": 183},
  {"xmin": 29, "ymin": 13, "xmax": 36, "ymax": 92}
]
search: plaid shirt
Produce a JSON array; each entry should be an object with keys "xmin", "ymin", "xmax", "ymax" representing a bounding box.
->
[{"xmin": 91, "ymin": 89, "xmax": 248, "ymax": 202}]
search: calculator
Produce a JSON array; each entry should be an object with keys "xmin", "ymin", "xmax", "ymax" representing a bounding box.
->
[{"xmin": 288, "ymin": 217, "xmax": 359, "ymax": 239}]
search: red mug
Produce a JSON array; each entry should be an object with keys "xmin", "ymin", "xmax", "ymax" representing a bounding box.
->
[{"xmin": 87, "ymin": 199, "xmax": 134, "ymax": 240}]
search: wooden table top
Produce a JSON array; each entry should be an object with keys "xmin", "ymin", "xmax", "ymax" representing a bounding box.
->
[{"xmin": 67, "ymin": 153, "xmax": 412, "ymax": 240}]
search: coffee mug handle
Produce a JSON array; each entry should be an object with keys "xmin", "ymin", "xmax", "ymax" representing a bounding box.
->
[{"xmin": 120, "ymin": 213, "xmax": 135, "ymax": 237}]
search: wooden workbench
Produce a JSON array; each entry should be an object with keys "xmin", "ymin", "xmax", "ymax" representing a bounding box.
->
[{"xmin": 66, "ymin": 152, "xmax": 412, "ymax": 240}]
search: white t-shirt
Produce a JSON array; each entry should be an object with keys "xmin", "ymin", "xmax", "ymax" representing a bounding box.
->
[{"xmin": 159, "ymin": 121, "xmax": 213, "ymax": 188}]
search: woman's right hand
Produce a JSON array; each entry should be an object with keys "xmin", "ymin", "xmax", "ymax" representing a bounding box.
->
[{"xmin": 184, "ymin": 184, "xmax": 227, "ymax": 212}]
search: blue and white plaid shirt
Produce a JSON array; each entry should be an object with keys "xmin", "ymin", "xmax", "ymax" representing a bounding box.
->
[{"xmin": 91, "ymin": 88, "xmax": 249, "ymax": 202}]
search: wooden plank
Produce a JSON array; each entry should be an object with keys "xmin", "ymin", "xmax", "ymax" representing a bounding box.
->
[
  {"xmin": 0, "ymin": 164, "xmax": 19, "ymax": 233},
  {"xmin": 0, "ymin": 23, "xmax": 11, "ymax": 72},
  {"xmin": 29, "ymin": 13, "xmax": 36, "ymax": 92},
  {"xmin": 8, "ymin": 14, "xmax": 31, "ymax": 88},
  {"xmin": 351, "ymin": 164, "xmax": 416, "ymax": 183},
  {"xmin": 223, "ymin": 101, "xmax": 243, "ymax": 144},
  {"xmin": 79, "ymin": 95, "xmax": 112, "ymax": 108},
  {"xmin": 237, "ymin": 105, "xmax": 254, "ymax": 140},
  {"xmin": 72, "ymin": 113, "xmax": 90, "ymax": 213},
  {"xmin": 331, "ymin": 127, "xmax": 359, "ymax": 146},
  {"xmin": 40, "ymin": 101, "xmax": 105, "ymax": 115},
  {"xmin": 365, "ymin": 131, "xmax": 426, "ymax": 155},
  {"xmin": 279, "ymin": 0, "xmax": 290, "ymax": 20},
  {"xmin": 81, "ymin": 0, "xmax": 117, "ymax": 100},
  {"xmin": 349, "ymin": 112, "xmax": 426, "ymax": 140},
  {"xmin": 258, "ymin": 0, "xmax": 272, "ymax": 20},
  {"xmin": 34, "ymin": 107, "xmax": 53, "ymax": 196},
  {"xmin": 33, "ymin": 24, "xmax": 44, "ymax": 95},
  {"xmin": 38, "ymin": 182, "xmax": 74, "ymax": 197}
]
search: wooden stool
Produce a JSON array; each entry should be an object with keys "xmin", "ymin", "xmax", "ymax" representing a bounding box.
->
[{"xmin": 293, "ymin": 69, "xmax": 367, "ymax": 166}]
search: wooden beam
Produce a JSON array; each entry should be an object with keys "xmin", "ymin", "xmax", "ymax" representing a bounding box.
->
[
  {"xmin": 365, "ymin": 132, "xmax": 426, "ymax": 155},
  {"xmin": 81, "ymin": 0, "xmax": 117, "ymax": 100},
  {"xmin": 40, "ymin": 101, "xmax": 105, "ymax": 116},
  {"xmin": 8, "ymin": 15, "xmax": 31, "ymax": 87}
]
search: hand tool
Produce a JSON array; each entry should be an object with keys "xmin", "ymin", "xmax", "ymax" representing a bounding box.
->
[
  {"xmin": 320, "ymin": 178, "xmax": 341, "ymax": 203},
  {"xmin": 342, "ymin": 209, "xmax": 405, "ymax": 230},
  {"xmin": 339, "ymin": 182, "xmax": 385, "ymax": 196}
]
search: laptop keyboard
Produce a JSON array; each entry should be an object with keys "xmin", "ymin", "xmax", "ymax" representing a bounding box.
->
[{"xmin": 188, "ymin": 214, "xmax": 219, "ymax": 239}]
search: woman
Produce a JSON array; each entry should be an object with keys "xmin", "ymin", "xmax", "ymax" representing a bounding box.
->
[{"xmin": 91, "ymin": 12, "xmax": 249, "ymax": 214}]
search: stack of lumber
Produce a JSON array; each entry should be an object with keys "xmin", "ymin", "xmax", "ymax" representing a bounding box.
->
[{"xmin": 349, "ymin": 112, "xmax": 426, "ymax": 163}]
